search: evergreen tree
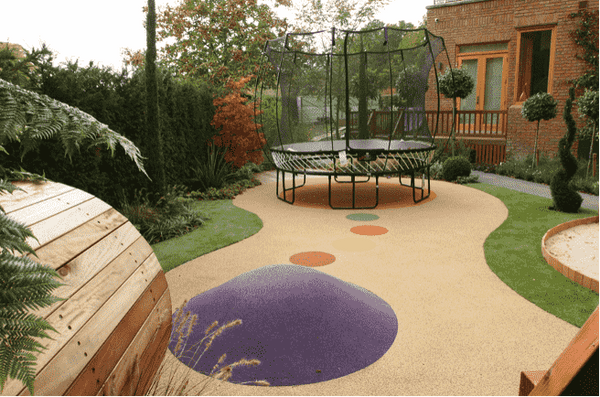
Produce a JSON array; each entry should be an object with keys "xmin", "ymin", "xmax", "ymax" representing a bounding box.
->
[{"xmin": 146, "ymin": 0, "xmax": 167, "ymax": 197}]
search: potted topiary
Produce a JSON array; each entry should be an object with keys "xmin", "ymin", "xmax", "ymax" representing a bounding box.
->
[
  {"xmin": 437, "ymin": 66, "xmax": 475, "ymax": 157},
  {"xmin": 521, "ymin": 92, "xmax": 558, "ymax": 168}
]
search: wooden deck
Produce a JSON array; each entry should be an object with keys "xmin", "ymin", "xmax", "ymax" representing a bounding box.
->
[{"xmin": 0, "ymin": 180, "xmax": 172, "ymax": 396}]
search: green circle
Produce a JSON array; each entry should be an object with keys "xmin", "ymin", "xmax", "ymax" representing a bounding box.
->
[{"xmin": 346, "ymin": 213, "xmax": 380, "ymax": 221}]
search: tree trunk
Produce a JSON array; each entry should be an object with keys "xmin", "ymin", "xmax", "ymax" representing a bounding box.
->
[
  {"xmin": 533, "ymin": 119, "xmax": 540, "ymax": 168},
  {"xmin": 451, "ymin": 97, "xmax": 457, "ymax": 157}
]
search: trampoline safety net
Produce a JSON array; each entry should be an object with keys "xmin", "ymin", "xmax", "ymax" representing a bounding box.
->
[{"xmin": 254, "ymin": 27, "xmax": 449, "ymax": 209}]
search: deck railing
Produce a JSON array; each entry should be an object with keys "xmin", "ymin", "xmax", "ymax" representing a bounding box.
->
[
  {"xmin": 426, "ymin": 110, "xmax": 507, "ymax": 138},
  {"xmin": 345, "ymin": 109, "xmax": 507, "ymax": 139},
  {"xmin": 341, "ymin": 109, "xmax": 508, "ymax": 164}
]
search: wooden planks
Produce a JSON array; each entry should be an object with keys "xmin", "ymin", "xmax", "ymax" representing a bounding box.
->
[
  {"xmin": 1, "ymin": 181, "xmax": 172, "ymax": 396},
  {"xmin": 520, "ymin": 306, "xmax": 599, "ymax": 396}
]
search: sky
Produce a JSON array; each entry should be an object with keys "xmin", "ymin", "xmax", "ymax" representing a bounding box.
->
[{"xmin": 1, "ymin": 0, "xmax": 432, "ymax": 72}]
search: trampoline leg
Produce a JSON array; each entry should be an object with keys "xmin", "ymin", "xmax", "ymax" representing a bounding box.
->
[
  {"xmin": 328, "ymin": 174, "xmax": 379, "ymax": 210},
  {"xmin": 276, "ymin": 169, "xmax": 307, "ymax": 205},
  {"xmin": 412, "ymin": 166, "xmax": 431, "ymax": 204}
]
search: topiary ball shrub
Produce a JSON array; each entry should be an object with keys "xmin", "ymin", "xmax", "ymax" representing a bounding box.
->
[
  {"xmin": 442, "ymin": 156, "xmax": 471, "ymax": 182},
  {"xmin": 521, "ymin": 92, "xmax": 558, "ymax": 122},
  {"xmin": 437, "ymin": 67, "xmax": 475, "ymax": 99}
]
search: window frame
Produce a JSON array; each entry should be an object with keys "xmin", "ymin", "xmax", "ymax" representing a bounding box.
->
[
  {"xmin": 456, "ymin": 42, "xmax": 509, "ymax": 111},
  {"xmin": 514, "ymin": 24, "xmax": 557, "ymax": 104}
]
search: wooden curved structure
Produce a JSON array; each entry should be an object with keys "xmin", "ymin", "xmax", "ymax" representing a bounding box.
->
[
  {"xmin": 541, "ymin": 216, "xmax": 599, "ymax": 293},
  {"xmin": 0, "ymin": 180, "xmax": 172, "ymax": 396}
]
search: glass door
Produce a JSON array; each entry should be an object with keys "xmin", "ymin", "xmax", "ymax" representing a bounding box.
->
[{"xmin": 458, "ymin": 54, "xmax": 506, "ymax": 133}]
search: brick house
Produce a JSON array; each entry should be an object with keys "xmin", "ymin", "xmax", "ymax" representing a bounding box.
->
[{"xmin": 425, "ymin": 0, "xmax": 598, "ymax": 162}]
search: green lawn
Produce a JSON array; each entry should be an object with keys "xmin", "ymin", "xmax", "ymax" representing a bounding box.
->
[
  {"xmin": 151, "ymin": 199, "xmax": 262, "ymax": 273},
  {"xmin": 152, "ymin": 183, "xmax": 598, "ymax": 327},
  {"xmin": 466, "ymin": 183, "xmax": 598, "ymax": 327}
]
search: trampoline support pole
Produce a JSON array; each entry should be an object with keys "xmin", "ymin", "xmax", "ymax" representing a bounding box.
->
[
  {"xmin": 327, "ymin": 174, "xmax": 379, "ymax": 210},
  {"xmin": 277, "ymin": 169, "xmax": 307, "ymax": 205}
]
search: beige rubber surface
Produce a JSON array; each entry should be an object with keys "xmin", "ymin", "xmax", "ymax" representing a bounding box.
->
[{"xmin": 163, "ymin": 175, "xmax": 579, "ymax": 396}]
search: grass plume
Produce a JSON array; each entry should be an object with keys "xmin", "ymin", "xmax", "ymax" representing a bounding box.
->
[{"xmin": 142, "ymin": 300, "xmax": 270, "ymax": 395}]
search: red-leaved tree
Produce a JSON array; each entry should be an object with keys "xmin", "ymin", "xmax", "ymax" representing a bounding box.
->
[{"xmin": 211, "ymin": 75, "xmax": 266, "ymax": 169}]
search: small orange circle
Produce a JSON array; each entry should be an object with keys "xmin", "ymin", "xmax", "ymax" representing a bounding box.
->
[
  {"xmin": 290, "ymin": 252, "xmax": 336, "ymax": 267},
  {"xmin": 350, "ymin": 225, "xmax": 389, "ymax": 236}
]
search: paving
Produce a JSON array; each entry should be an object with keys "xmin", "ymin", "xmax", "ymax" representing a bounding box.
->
[{"xmin": 160, "ymin": 172, "xmax": 593, "ymax": 395}]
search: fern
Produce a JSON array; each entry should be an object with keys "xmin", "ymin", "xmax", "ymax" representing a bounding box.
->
[
  {"xmin": 0, "ymin": 76, "xmax": 153, "ymax": 395},
  {"xmin": 0, "ymin": 78, "xmax": 149, "ymax": 178},
  {"xmin": 0, "ymin": 221, "xmax": 65, "ymax": 396}
]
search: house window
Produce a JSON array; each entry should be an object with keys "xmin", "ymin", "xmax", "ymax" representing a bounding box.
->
[
  {"xmin": 456, "ymin": 43, "xmax": 509, "ymax": 127},
  {"xmin": 515, "ymin": 26, "xmax": 556, "ymax": 102}
]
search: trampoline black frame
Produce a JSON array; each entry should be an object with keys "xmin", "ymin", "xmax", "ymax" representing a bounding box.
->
[
  {"xmin": 272, "ymin": 142, "xmax": 434, "ymax": 209},
  {"xmin": 255, "ymin": 27, "xmax": 453, "ymax": 210}
]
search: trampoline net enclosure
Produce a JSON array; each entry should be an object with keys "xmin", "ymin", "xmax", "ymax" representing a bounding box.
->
[{"xmin": 255, "ymin": 27, "xmax": 449, "ymax": 209}]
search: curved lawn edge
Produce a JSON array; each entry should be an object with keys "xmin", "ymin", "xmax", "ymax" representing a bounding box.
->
[
  {"xmin": 466, "ymin": 183, "xmax": 599, "ymax": 327},
  {"xmin": 152, "ymin": 199, "xmax": 263, "ymax": 273}
]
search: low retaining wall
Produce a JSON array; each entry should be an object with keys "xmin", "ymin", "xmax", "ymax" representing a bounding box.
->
[{"xmin": 541, "ymin": 216, "xmax": 599, "ymax": 294}]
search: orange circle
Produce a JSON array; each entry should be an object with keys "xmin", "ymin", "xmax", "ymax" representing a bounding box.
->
[
  {"xmin": 290, "ymin": 252, "xmax": 336, "ymax": 267},
  {"xmin": 350, "ymin": 225, "xmax": 389, "ymax": 236}
]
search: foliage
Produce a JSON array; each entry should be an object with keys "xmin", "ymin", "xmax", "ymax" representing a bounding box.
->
[
  {"xmin": 0, "ymin": 44, "xmax": 53, "ymax": 92},
  {"xmin": 146, "ymin": 0, "xmax": 167, "ymax": 196},
  {"xmin": 396, "ymin": 64, "xmax": 429, "ymax": 108},
  {"xmin": 0, "ymin": 78, "xmax": 148, "ymax": 178},
  {"xmin": 442, "ymin": 156, "xmax": 471, "ymax": 182},
  {"xmin": 0, "ymin": 75, "xmax": 152, "ymax": 394},
  {"xmin": 0, "ymin": 177, "xmax": 66, "ymax": 396},
  {"xmin": 550, "ymin": 87, "xmax": 583, "ymax": 213},
  {"xmin": 186, "ymin": 178, "xmax": 261, "ymax": 201},
  {"xmin": 437, "ymin": 66, "xmax": 474, "ymax": 100},
  {"xmin": 147, "ymin": 0, "xmax": 289, "ymax": 88},
  {"xmin": 521, "ymin": 92, "xmax": 558, "ymax": 167},
  {"xmin": 143, "ymin": 302, "xmax": 268, "ymax": 395},
  {"xmin": 491, "ymin": 153, "xmax": 598, "ymax": 195},
  {"xmin": 289, "ymin": 0, "xmax": 390, "ymax": 32},
  {"xmin": 211, "ymin": 76, "xmax": 266, "ymax": 169},
  {"xmin": 569, "ymin": 9, "xmax": 599, "ymax": 90},
  {"xmin": 521, "ymin": 92, "xmax": 558, "ymax": 122},
  {"xmin": 578, "ymin": 88, "xmax": 599, "ymax": 121},
  {"xmin": 188, "ymin": 145, "xmax": 233, "ymax": 192},
  {"xmin": 2, "ymin": 57, "xmax": 219, "ymax": 207}
]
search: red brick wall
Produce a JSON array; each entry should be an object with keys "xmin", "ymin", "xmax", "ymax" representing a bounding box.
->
[{"xmin": 426, "ymin": 0, "xmax": 599, "ymax": 160}]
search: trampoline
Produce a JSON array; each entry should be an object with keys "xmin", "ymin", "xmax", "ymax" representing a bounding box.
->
[{"xmin": 255, "ymin": 27, "xmax": 451, "ymax": 209}]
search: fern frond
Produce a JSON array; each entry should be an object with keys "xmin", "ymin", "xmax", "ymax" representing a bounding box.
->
[
  {"xmin": 0, "ymin": 215, "xmax": 37, "ymax": 256},
  {"xmin": 0, "ymin": 83, "xmax": 25, "ymax": 146},
  {"xmin": 0, "ymin": 78, "xmax": 149, "ymax": 178},
  {"xmin": 0, "ymin": 340, "xmax": 37, "ymax": 395}
]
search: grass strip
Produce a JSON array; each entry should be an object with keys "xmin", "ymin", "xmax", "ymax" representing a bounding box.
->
[
  {"xmin": 152, "ymin": 199, "xmax": 262, "ymax": 273},
  {"xmin": 467, "ymin": 183, "xmax": 599, "ymax": 327}
]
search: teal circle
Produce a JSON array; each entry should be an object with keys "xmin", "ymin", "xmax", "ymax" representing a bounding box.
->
[{"xmin": 346, "ymin": 213, "xmax": 380, "ymax": 221}]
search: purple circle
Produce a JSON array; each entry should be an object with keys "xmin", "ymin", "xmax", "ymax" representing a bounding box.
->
[{"xmin": 169, "ymin": 264, "xmax": 397, "ymax": 386}]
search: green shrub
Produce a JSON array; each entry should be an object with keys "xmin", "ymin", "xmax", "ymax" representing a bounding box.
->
[
  {"xmin": 437, "ymin": 67, "xmax": 475, "ymax": 100},
  {"xmin": 442, "ymin": 156, "xmax": 471, "ymax": 181},
  {"xmin": 550, "ymin": 87, "xmax": 583, "ymax": 212},
  {"xmin": 430, "ymin": 161, "xmax": 444, "ymax": 180},
  {"xmin": 188, "ymin": 145, "xmax": 233, "ymax": 192}
]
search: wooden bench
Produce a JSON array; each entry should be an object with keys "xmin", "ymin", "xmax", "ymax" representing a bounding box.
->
[
  {"xmin": 518, "ymin": 306, "xmax": 598, "ymax": 396},
  {"xmin": 0, "ymin": 180, "xmax": 172, "ymax": 396}
]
